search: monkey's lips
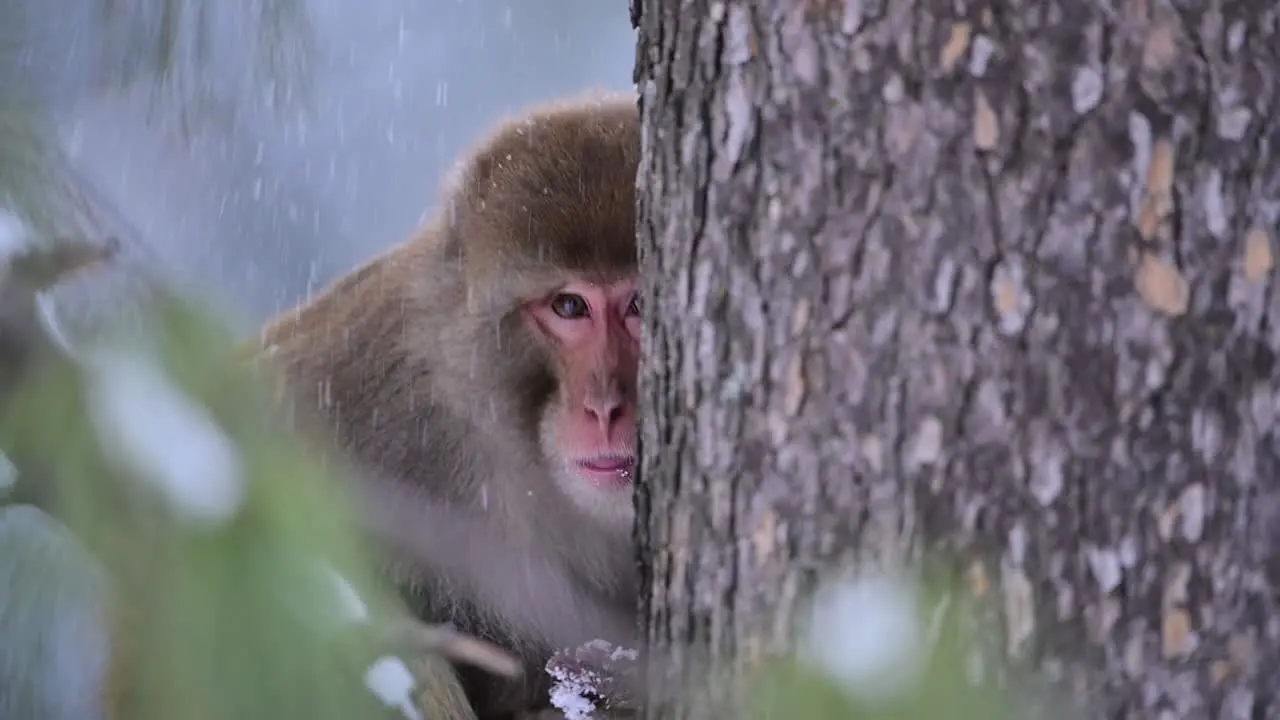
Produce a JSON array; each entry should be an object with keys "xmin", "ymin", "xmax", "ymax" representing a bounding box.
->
[{"xmin": 576, "ymin": 456, "xmax": 636, "ymax": 489}]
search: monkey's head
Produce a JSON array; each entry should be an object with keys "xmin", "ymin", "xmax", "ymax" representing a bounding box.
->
[{"xmin": 428, "ymin": 95, "xmax": 641, "ymax": 529}]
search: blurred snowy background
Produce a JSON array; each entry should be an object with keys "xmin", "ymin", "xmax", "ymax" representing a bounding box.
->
[{"xmin": 4, "ymin": 0, "xmax": 634, "ymax": 328}]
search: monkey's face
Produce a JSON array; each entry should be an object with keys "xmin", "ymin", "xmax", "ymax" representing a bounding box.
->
[{"xmin": 527, "ymin": 278, "xmax": 640, "ymax": 528}]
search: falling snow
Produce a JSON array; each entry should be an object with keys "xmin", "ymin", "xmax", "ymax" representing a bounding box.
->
[
  {"xmin": 85, "ymin": 347, "xmax": 246, "ymax": 525},
  {"xmin": 363, "ymin": 656, "xmax": 423, "ymax": 720}
]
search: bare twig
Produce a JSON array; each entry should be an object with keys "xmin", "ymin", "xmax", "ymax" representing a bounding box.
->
[
  {"xmin": 364, "ymin": 618, "xmax": 522, "ymax": 679},
  {"xmin": 0, "ymin": 234, "xmax": 121, "ymax": 406},
  {"xmin": 7, "ymin": 236, "xmax": 121, "ymax": 290}
]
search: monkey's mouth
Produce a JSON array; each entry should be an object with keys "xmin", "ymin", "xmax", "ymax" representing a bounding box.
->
[{"xmin": 576, "ymin": 455, "xmax": 636, "ymax": 489}]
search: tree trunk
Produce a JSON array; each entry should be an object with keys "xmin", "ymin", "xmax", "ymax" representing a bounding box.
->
[{"xmin": 633, "ymin": 0, "xmax": 1280, "ymax": 717}]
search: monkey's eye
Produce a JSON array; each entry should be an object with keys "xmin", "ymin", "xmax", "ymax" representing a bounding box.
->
[
  {"xmin": 626, "ymin": 293, "xmax": 642, "ymax": 316},
  {"xmin": 550, "ymin": 293, "xmax": 590, "ymax": 319}
]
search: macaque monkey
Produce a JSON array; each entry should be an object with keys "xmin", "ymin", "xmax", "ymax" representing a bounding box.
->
[{"xmin": 255, "ymin": 94, "xmax": 643, "ymax": 719}]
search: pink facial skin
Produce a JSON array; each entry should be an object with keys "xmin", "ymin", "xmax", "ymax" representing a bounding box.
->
[{"xmin": 527, "ymin": 280, "xmax": 640, "ymax": 490}]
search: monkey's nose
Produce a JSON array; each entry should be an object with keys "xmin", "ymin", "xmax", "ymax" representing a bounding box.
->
[{"xmin": 583, "ymin": 395, "xmax": 625, "ymax": 434}]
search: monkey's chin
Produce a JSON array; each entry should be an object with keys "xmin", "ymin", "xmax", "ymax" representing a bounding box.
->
[{"xmin": 574, "ymin": 457, "xmax": 636, "ymax": 491}]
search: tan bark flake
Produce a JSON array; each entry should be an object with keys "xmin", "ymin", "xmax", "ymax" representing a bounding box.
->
[
  {"xmin": 973, "ymin": 91, "xmax": 999, "ymax": 150},
  {"xmin": 791, "ymin": 298, "xmax": 811, "ymax": 335},
  {"xmin": 939, "ymin": 22, "xmax": 972, "ymax": 74},
  {"xmin": 1210, "ymin": 660, "xmax": 1232, "ymax": 686},
  {"xmin": 1228, "ymin": 632, "xmax": 1257, "ymax": 672},
  {"xmin": 783, "ymin": 355, "xmax": 806, "ymax": 415},
  {"xmin": 1244, "ymin": 227, "xmax": 1273, "ymax": 283},
  {"xmin": 1162, "ymin": 608, "xmax": 1193, "ymax": 658},
  {"xmin": 1136, "ymin": 253, "xmax": 1188, "ymax": 317},
  {"xmin": 1138, "ymin": 137, "xmax": 1176, "ymax": 242},
  {"xmin": 993, "ymin": 273, "xmax": 1020, "ymax": 315},
  {"xmin": 1147, "ymin": 138, "xmax": 1175, "ymax": 198}
]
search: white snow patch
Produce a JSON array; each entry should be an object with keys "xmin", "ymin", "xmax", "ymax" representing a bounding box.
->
[
  {"xmin": 0, "ymin": 448, "xmax": 15, "ymax": 492},
  {"xmin": 548, "ymin": 662, "xmax": 599, "ymax": 720},
  {"xmin": 610, "ymin": 645, "xmax": 639, "ymax": 662},
  {"xmin": 363, "ymin": 655, "xmax": 423, "ymax": 720},
  {"xmin": 546, "ymin": 639, "xmax": 638, "ymax": 718},
  {"xmin": 803, "ymin": 574, "xmax": 926, "ymax": 703},
  {"xmin": 0, "ymin": 210, "xmax": 33, "ymax": 259},
  {"xmin": 85, "ymin": 347, "xmax": 245, "ymax": 525}
]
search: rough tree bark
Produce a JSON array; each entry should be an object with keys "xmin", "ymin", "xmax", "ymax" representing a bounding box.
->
[{"xmin": 633, "ymin": 0, "xmax": 1280, "ymax": 717}]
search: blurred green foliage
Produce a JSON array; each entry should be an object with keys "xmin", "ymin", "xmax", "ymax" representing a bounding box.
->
[
  {"xmin": 0, "ymin": 2, "xmax": 419, "ymax": 717},
  {"xmin": 1, "ymin": 282, "xmax": 410, "ymax": 718}
]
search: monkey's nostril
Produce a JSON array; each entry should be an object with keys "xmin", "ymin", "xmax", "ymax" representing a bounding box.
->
[
  {"xmin": 584, "ymin": 396, "xmax": 622, "ymax": 420},
  {"xmin": 584, "ymin": 403, "xmax": 628, "ymax": 436}
]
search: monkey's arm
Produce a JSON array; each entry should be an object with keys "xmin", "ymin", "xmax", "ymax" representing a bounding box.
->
[{"xmin": 0, "ymin": 505, "xmax": 112, "ymax": 720}]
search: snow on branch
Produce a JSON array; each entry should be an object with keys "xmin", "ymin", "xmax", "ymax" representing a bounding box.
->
[{"xmin": 547, "ymin": 639, "xmax": 641, "ymax": 719}]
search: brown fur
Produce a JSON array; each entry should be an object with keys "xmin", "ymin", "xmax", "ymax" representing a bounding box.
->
[{"xmin": 255, "ymin": 94, "xmax": 641, "ymax": 719}]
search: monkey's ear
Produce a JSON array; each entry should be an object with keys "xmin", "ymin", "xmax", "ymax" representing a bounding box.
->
[{"xmin": 4, "ymin": 237, "xmax": 121, "ymax": 292}]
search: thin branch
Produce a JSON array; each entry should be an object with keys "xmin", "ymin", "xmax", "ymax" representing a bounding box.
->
[{"xmin": 361, "ymin": 618, "xmax": 523, "ymax": 679}]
